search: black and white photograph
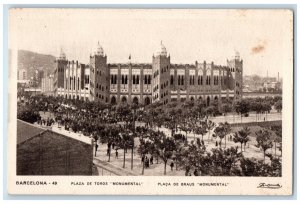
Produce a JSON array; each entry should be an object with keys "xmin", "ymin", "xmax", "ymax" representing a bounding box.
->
[{"xmin": 7, "ymin": 8, "xmax": 293, "ymax": 195}]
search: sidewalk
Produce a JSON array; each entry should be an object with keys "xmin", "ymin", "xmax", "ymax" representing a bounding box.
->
[{"xmin": 93, "ymin": 157, "xmax": 137, "ymax": 176}]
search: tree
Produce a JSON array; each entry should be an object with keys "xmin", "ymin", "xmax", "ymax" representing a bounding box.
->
[
  {"xmin": 212, "ymin": 123, "xmax": 228, "ymax": 148},
  {"xmin": 138, "ymin": 136, "xmax": 153, "ymax": 175},
  {"xmin": 115, "ymin": 129, "xmax": 133, "ymax": 169},
  {"xmin": 271, "ymin": 125, "xmax": 282, "ymax": 158},
  {"xmin": 223, "ymin": 122, "xmax": 231, "ymax": 148},
  {"xmin": 194, "ymin": 121, "xmax": 208, "ymax": 143},
  {"xmin": 221, "ymin": 102, "xmax": 232, "ymax": 122},
  {"xmin": 164, "ymin": 109, "xmax": 177, "ymax": 137},
  {"xmin": 17, "ymin": 108, "xmax": 41, "ymax": 124},
  {"xmin": 104, "ymin": 124, "xmax": 120, "ymax": 162},
  {"xmin": 233, "ymin": 126, "xmax": 251, "ymax": 152},
  {"xmin": 233, "ymin": 99, "xmax": 250, "ymax": 123},
  {"xmin": 179, "ymin": 114, "xmax": 192, "ymax": 139},
  {"xmin": 255, "ymin": 129, "xmax": 273, "ymax": 163},
  {"xmin": 156, "ymin": 134, "xmax": 176, "ymax": 175},
  {"xmin": 274, "ymin": 100, "xmax": 282, "ymax": 113},
  {"xmin": 262, "ymin": 101, "xmax": 272, "ymax": 121},
  {"xmin": 210, "ymin": 147, "xmax": 242, "ymax": 176},
  {"xmin": 207, "ymin": 120, "xmax": 215, "ymax": 142},
  {"xmin": 180, "ymin": 143, "xmax": 209, "ymax": 176}
]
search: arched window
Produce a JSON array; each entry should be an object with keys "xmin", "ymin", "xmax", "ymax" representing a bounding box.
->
[
  {"xmin": 207, "ymin": 96, "xmax": 210, "ymax": 106},
  {"xmin": 73, "ymin": 76, "xmax": 76, "ymax": 90},
  {"xmin": 78, "ymin": 77, "xmax": 80, "ymax": 90}
]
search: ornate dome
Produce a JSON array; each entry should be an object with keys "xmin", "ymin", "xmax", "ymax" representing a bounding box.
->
[
  {"xmin": 234, "ymin": 50, "xmax": 240, "ymax": 60},
  {"xmin": 156, "ymin": 41, "xmax": 167, "ymax": 57},
  {"xmin": 95, "ymin": 41, "xmax": 104, "ymax": 56},
  {"xmin": 59, "ymin": 48, "xmax": 66, "ymax": 60}
]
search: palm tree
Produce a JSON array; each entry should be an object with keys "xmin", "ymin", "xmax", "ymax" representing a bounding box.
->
[
  {"xmin": 233, "ymin": 126, "xmax": 251, "ymax": 152},
  {"xmin": 212, "ymin": 123, "xmax": 227, "ymax": 148},
  {"xmin": 223, "ymin": 122, "xmax": 231, "ymax": 148},
  {"xmin": 255, "ymin": 129, "xmax": 273, "ymax": 163}
]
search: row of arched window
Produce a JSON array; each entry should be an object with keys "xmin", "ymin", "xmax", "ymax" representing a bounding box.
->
[
  {"xmin": 65, "ymin": 76, "xmax": 81, "ymax": 90},
  {"xmin": 110, "ymin": 74, "xmax": 151, "ymax": 85},
  {"xmin": 160, "ymin": 91, "xmax": 168, "ymax": 99},
  {"xmin": 170, "ymin": 75, "xmax": 229, "ymax": 86}
]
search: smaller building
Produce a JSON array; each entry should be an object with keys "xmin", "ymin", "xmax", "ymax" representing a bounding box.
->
[
  {"xmin": 41, "ymin": 75, "xmax": 54, "ymax": 95},
  {"xmin": 17, "ymin": 120, "xmax": 94, "ymax": 175},
  {"xmin": 18, "ymin": 69, "xmax": 27, "ymax": 80}
]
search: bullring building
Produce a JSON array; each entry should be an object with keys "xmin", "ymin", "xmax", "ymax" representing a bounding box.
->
[{"xmin": 53, "ymin": 42, "xmax": 243, "ymax": 106}]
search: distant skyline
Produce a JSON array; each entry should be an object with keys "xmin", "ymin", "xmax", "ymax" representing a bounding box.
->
[{"xmin": 9, "ymin": 9, "xmax": 293, "ymax": 78}]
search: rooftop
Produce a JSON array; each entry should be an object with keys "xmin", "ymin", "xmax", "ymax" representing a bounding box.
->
[{"xmin": 17, "ymin": 120, "xmax": 47, "ymax": 144}]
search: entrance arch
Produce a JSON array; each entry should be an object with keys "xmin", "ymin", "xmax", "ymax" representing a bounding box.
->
[
  {"xmin": 121, "ymin": 96, "xmax": 127, "ymax": 104},
  {"xmin": 144, "ymin": 97, "xmax": 151, "ymax": 105},
  {"xmin": 132, "ymin": 97, "xmax": 139, "ymax": 105},
  {"xmin": 111, "ymin": 96, "xmax": 116, "ymax": 105}
]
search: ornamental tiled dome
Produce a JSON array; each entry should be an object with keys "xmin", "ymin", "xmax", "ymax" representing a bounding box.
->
[{"xmin": 156, "ymin": 41, "xmax": 167, "ymax": 57}]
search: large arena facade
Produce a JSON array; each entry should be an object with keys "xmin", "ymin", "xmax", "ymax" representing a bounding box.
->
[{"xmin": 53, "ymin": 42, "xmax": 243, "ymax": 106}]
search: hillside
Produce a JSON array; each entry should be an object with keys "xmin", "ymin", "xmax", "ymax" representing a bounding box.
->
[{"xmin": 18, "ymin": 50, "xmax": 56, "ymax": 79}]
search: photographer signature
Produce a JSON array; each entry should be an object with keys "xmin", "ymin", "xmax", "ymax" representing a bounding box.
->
[{"xmin": 257, "ymin": 183, "xmax": 282, "ymax": 189}]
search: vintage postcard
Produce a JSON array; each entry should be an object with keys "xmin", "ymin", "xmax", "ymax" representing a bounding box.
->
[{"xmin": 7, "ymin": 8, "xmax": 293, "ymax": 195}]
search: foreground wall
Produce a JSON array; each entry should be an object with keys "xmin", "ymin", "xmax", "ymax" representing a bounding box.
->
[{"xmin": 17, "ymin": 130, "xmax": 93, "ymax": 175}]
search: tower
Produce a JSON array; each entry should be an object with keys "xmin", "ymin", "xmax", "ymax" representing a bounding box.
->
[
  {"xmin": 152, "ymin": 41, "xmax": 171, "ymax": 104},
  {"xmin": 227, "ymin": 51, "xmax": 243, "ymax": 99},
  {"xmin": 89, "ymin": 42, "xmax": 109, "ymax": 102},
  {"xmin": 54, "ymin": 48, "xmax": 68, "ymax": 96}
]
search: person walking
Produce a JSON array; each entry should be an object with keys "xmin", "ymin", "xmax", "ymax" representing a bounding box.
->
[
  {"xmin": 150, "ymin": 155, "xmax": 153, "ymax": 165},
  {"xmin": 95, "ymin": 143, "xmax": 99, "ymax": 157},
  {"xmin": 170, "ymin": 161, "xmax": 174, "ymax": 171},
  {"xmin": 115, "ymin": 149, "xmax": 119, "ymax": 159},
  {"xmin": 147, "ymin": 158, "xmax": 150, "ymax": 168}
]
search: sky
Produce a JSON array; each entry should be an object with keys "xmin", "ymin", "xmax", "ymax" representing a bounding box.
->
[{"xmin": 9, "ymin": 9, "xmax": 293, "ymax": 77}]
